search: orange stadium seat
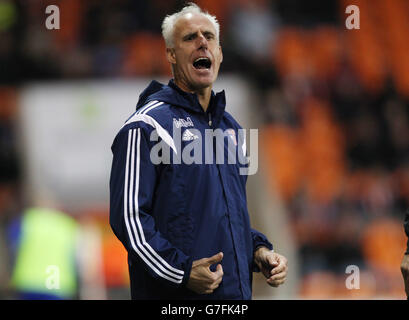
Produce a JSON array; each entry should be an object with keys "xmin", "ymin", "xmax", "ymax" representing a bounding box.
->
[
  {"xmin": 81, "ymin": 209, "xmax": 130, "ymax": 288},
  {"xmin": 122, "ymin": 33, "xmax": 170, "ymax": 76},
  {"xmin": 274, "ymin": 28, "xmax": 310, "ymax": 78},
  {"xmin": 152, "ymin": 36, "xmax": 173, "ymax": 76},
  {"xmin": 102, "ymin": 233, "xmax": 130, "ymax": 287},
  {"xmin": 275, "ymin": 26, "xmax": 343, "ymax": 83},
  {"xmin": 299, "ymin": 271, "xmax": 338, "ymax": 298},
  {"xmin": 195, "ymin": 0, "xmax": 231, "ymax": 30},
  {"xmin": 344, "ymin": 0, "xmax": 409, "ymax": 97},
  {"xmin": 361, "ymin": 217, "xmax": 408, "ymax": 277},
  {"xmin": 51, "ymin": 0, "xmax": 82, "ymax": 49},
  {"xmin": 340, "ymin": 0, "xmax": 386, "ymax": 94},
  {"xmin": 374, "ymin": 0, "xmax": 409, "ymax": 97},
  {"xmin": 260, "ymin": 125, "xmax": 302, "ymax": 201},
  {"xmin": 309, "ymin": 27, "xmax": 341, "ymax": 80},
  {"xmin": 260, "ymin": 97, "xmax": 346, "ymax": 204},
  {"xmin": 344, "ymin": 30, "xmax": 385, "ymax": 94},
  {"xmin": 299, "ymin": 99, "xmax": 345, "ymax": 203}
]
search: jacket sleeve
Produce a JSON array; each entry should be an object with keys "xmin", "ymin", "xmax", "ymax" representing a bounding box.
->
[
  {"xmin": 109, "ymin": 125, "xmax": 193, "ymax": 287},
  {"xmin": 251, "ymin": 229, "xmax": 273, "ymax": 252},
  {"xmin": 404, "ymin": 210, "xmax": 409, "ymax": 255},
  {"xmin": 251, "ymin": 228, "xmax": 273, "ymax": 252}
]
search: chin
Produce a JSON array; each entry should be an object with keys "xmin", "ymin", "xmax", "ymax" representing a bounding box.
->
[
  {"xmin": 192, "ymin": 76, "xmax": 217, "ymax": 90},
  {"xmin": 196, "ymin": 81, "xmax": 213, "ymax": 89}
]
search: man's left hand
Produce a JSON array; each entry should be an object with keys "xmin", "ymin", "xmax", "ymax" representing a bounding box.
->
[{"xmin": 254, "ymin": 247, "xmax": 288, "ymax": 287}]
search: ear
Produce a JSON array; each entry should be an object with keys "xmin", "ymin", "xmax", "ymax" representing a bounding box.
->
[{"xmin": 166, "ymin": 47, "xmax": 176, "ymax": 64}]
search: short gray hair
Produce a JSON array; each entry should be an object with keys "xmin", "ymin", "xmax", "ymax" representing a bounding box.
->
[{"xmin": 161, "ymin": 3, "xmax": 220, "ymax": 48}]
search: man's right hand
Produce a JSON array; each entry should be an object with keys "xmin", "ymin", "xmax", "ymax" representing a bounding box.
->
[{"xmin": 187, "ymin": 252, "xmax": 224, "ymax": 294}]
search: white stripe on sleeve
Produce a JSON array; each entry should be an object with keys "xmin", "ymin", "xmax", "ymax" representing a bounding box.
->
[{"xmin": 123, "ymin": 129, "xmax": 184, "ymax": 283}]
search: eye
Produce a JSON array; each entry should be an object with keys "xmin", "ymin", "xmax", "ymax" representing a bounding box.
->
[
  {"xmin": 204, "ymin": 32, "xmax": 215, "ymax": 40},
  {"xmin": 184, "ymin": 33, "xmax": 196, "ymax": 41}
]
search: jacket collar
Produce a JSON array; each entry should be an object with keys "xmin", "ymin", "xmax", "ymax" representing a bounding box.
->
[{"xmin": 136, "ymin": 79, "xmax": 226, "ymax": 126}]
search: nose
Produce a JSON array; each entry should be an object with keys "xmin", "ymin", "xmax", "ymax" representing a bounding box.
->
[{"xmin": 197, "ymin": 32, "xmax": 208, "ymax": 50}]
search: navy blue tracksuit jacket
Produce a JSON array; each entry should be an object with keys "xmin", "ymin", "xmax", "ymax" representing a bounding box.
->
[{"xmin": 109, "ymin": 79, "xmax": 273, "ymax": 299}]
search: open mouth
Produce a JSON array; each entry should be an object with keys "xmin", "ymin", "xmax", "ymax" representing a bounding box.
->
[{"xmin": 193, "ymin": 57, "xmax": 211, "ymax": 70}]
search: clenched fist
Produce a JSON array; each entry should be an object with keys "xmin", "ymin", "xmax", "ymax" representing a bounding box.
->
[
  {"xmin": 187, "ymin": 252, "xmax": 224, "ymax": 294},
  {"xmin": 254, "ymin": 247, "xmax": 288, "ymax": 287}
]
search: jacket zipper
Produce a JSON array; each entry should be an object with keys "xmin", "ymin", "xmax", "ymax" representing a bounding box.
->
[{"xmin": 208, "ymin": 113, "xmax": 212, "ymax": 127}]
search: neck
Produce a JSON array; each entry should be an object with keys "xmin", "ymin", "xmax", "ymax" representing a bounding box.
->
[
  {"xmin": 174, "ymin": 78, "xmax": 212, "ymax": 112},
  {"xmin": 195, "ymin": 88, "xmax": 212, "ymax": 112}
]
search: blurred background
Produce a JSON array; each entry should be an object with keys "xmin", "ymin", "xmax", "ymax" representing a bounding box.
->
[{"xmin": 0, "ymin": 0, "xmax": 408, "ymax": 299}]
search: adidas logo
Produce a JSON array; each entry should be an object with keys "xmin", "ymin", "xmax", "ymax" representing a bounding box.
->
[{"xmin": 182, "ymin": 129, "xmax": 198, "ymax": 141}]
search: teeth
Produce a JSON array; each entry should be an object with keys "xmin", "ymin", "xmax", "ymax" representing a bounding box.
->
[
  {"xmin": 193, "ymin": 57, "xmax": 211, "ymax": 69},
  {"xmin": 194, "ymin": 57, "xmax": 209, "ymax": 63}
]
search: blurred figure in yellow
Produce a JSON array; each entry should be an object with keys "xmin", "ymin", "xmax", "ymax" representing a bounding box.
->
[
  {"xmin": 401, "ymin": 210, "xmax": 409, "ymax": 299},
  {"xmin": 7, "ymin": 207, "xmax": 79, "ymax": 299}
]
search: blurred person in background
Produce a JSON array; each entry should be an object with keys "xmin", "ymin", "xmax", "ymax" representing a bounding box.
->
[
  {"xmin": 402, "ymin": 209, "xmax": 409, "ymax": 298},
  {"xmin": 109, "ymin": 3, "xmax": 288, "ymax": 300}
]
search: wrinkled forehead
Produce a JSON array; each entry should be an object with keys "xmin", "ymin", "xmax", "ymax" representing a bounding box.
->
[{"xmin": 173, "ymin": 12, "xmax": 216, "ymax": 38}]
